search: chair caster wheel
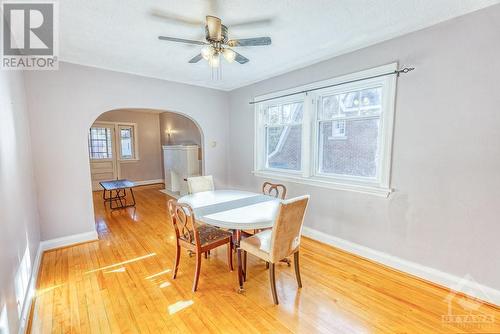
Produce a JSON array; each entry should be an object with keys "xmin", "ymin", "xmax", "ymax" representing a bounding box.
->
[{"xmin": 237, "ymin": 287, "xmax": 245, "ymax": 294}]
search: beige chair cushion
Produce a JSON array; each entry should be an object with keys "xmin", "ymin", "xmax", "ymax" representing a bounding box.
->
[
  {"xmin": 187, "ymin": 175, "xmax": 214, "ymax": 194},
  {"xmin": 239, "ymin": 195, "xmax": 309, "ymax": 264},
  {"xmin": 239, "ymin": 229, "xmax": 272, "ymax": 262}
]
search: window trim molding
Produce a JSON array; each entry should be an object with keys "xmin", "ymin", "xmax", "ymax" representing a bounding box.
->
[
  {"xmin": 253, "ymin": 63, "xmax": 398, "ymax": 197},
  {"xmin": 90, "ymin": 121, "xmax": 140, "ymax": 162}
]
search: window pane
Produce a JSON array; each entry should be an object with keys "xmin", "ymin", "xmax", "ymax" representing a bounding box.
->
[
  {"xmin": 265, "ymin": 102, "xmax": 303, "ymax": 125},
  {"xmin": 266, "ymin": 125, "xmax": 302, "ymax": 170},
  {"xmin": 320, "ymin": 87, "xmax": 382, "ymax": 119},
  {"xmin": 267, "ymin": 105, "xmax": 280, "ymax": 124},
  {"xmin": 88, "ymin": 127, "xmax": 112, "ymax": 159},
  {"xmin": 119, "ymin": 127, "xmax": 134, "ymax": 159},
  {"xmin": 121, "ymin": 138, "xmax": 132, "ymax": 158},
  {"xmin": 318, "ymin": 118, "xmax": 380, "ymax": 178},
  {"xmin": 321, "ymin": 95, "xmax": 340, "ymax": 119}
]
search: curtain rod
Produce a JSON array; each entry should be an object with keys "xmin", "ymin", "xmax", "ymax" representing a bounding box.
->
[{"xmin": 249, "ymin": 67, "xmax": 415, "ymax": 105}]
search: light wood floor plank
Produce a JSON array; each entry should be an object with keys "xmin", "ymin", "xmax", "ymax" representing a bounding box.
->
[{"xmin": 28, "ymin": 185, "xmax": 500, "ymax": 333}]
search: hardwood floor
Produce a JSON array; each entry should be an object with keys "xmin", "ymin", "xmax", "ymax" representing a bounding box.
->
[{"xmin": 29, "ymin": 184, "xmax": 500, "ymax": 333}]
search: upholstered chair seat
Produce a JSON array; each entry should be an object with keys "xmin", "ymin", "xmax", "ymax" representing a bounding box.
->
[
  {"xmin": 238, "ymin": 195, "xmax": 310, "ymax": 304},
  {"xmin": 180, "ymin": 224, "xmax": 232, "ymax": 246}
]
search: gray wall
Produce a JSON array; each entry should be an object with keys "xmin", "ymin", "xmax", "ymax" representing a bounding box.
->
[
  {"xmin": 24, "ymin": 62, "xmax": 229, "ymax": 241},
  {"xmin": 227, "ymin": 5, "xmax": 500, "ymax": 290},
  {"xmin": 159, "ymin": 111, "xmax": 203, "ymax": 177},
  {"xmin": 0, "ymin": 71, "xmax": 41, "ymax": 333},
  {"xmin": 159, "ymin": 111, "xmax": 202, "ymax": 147},
  {"xmin": 96, "ymin": 109, "xmax": 163, "ymax": 181}
]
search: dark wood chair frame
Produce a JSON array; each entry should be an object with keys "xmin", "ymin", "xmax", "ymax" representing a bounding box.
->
[
  {"xmin": 262, "ymin": 182, "xmax": 287, "ymax": 200},
  {"xmin": 261, "ymin": 182, "xmax": 290, "ymax": 268},
  {"xmin": 237, "ymin": 250, "xmax": 302, "ymax": 305},
  {"xmin": 168, "ymin": 200, "xmax": 233, "ymax": 292}
]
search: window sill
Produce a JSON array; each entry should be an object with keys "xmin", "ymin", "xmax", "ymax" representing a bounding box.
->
[{"xmin": 252, "ymin": 170, "xmax": 392, "ymax": 197}]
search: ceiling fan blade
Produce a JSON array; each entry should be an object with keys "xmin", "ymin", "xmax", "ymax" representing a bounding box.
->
[
  {"xmin": 158, "ymin": 36, "xmax": 207, "ymax": 46},
  {"xmin": 233, "ymin": 51, "xmax": 249, "ymax": 64},
  {"xmin": 228, "ymin": 18, "xmax": 273, "ymax": 29},
  {"xmin": 188, "ymin": 54, "xmax": 203, "ymax": 63},
  {"xmin": 151, "ymin": 9, "xmax": 203, "ymax": 26},
  {"xmin": 227, "ymin": 37, "xmax": 271, "ymax": 47},
  {"xmin": 206, "ymin": 15, "xmax": 222, "ymax": 41}
]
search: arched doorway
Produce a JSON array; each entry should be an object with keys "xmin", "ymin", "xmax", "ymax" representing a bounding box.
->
[{"xmin": 88, "ymin": 108, "xmax": 204, "ymax": 199}]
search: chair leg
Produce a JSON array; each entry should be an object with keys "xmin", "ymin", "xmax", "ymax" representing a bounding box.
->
[
  {"xmin": 172, "ymin": 245, "xmax": 181, "ymax": 279},
  {"xmin": 269, "ymin": 263, "xmax": 279, "ymax": 305},
  {"xmin": 193, "ymin": 252, "xmax": 202, "ymax": 292},
  {"xmin": 204, "ymin": 252, "xmax": 208, "ymax": 259},
  {"xmin": 243, "ymin": 250, "xmax": 247, "ymax": 281},
  {"xmin": 294, "ymin": 251, "xmax": 302, "ymax": 288},
  {"xmin": 237, "ymin": 249, "xmax": 244, "ymax": 292},
  {"xmin": 227, "ymin": 242, "xmax": 233, "ymax": 271},
  {"xmin": 265, "ymin": 262, "xmax": 269, "ymax": 269}
]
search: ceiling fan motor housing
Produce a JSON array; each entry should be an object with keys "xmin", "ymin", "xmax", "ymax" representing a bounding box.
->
[{"xmin": 205, "ymin": 15, "xmax": 228, "ymax": 43}]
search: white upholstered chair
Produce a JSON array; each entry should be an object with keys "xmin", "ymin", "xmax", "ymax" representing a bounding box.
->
[
  {"xmin": 187, "ymin": 175, "xmax": 214, "ymax": 194},
  {"xmin": 237, "ymin": 195, "xmax": 310, "ymax": 304}
]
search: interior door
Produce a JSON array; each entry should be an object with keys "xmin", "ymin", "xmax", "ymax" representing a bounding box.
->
[{"xmin": 88, "ymin": 123, "xmax": 118, "ymax": 191}]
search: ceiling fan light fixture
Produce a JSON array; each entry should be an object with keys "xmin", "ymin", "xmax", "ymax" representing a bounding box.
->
[
  {"xmin": 201, "ymin": 45, "xmax": 215, "ymax": 60},
  {"xmin": 208, "ymin": 54, "xmax": 220, "ymax": 68},
  {"xmin": 222, "ymin": 48, "xmax": 236, "ymax": 63}
]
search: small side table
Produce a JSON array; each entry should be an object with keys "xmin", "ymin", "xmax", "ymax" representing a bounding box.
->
[{"xmin": 99, "ymin": 179, "xmax": 136, "ymax": 210}]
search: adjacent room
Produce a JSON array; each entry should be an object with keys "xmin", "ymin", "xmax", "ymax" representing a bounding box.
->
[{"xmin": 1, "ymin": 1, "xmax": 499, "ymax": 333}]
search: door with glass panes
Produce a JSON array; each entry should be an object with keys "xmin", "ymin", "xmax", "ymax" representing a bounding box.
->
[{"xmin": 88, "ymin": 123, "xmax": 118, "ymax": 191}]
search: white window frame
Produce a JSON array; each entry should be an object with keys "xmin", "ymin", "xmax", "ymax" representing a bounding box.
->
[
  {"xmin": 117, "ymin": 124, "xmax": 138, "ymax": 161},
  {"xmin": 253, "ymin": 63, "xmax": 398, "ymax": 197},
  {"xmin": 89, "ymin": 121, "xmax": 139, "ymax": 162},
  {"xmin": 254, "ymin": 94, "xmax": 306, "ymax": 176}
]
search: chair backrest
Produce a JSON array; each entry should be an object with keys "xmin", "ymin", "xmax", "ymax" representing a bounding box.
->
[
  {"xmin": 167, "ymin": 200, "xmax": 200, "ymax": 246},
  {"xmin": 187, "ymin": 175, "xmax": 214, "ymax": 194},
  {"xmin": 262, "ymin": 182, "xmax": 287, "ymax": 200},
  {"xmin": 269, "ymin": 195, "xmax": 309, "ymax": 263}
]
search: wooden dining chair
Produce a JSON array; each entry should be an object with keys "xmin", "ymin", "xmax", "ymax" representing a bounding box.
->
[
  {"xmin": 168, "ymin": 199, "xmax": 233, "ymax": 291},
  {"xmin": 262, "ymin": 182, "xmax": 287, "ymax": 200},
  {"xmin": 237, "ymin": 195, "xmax": 310, "ymax": 304},
  {"xmin": 187, "ymin": 175, "xmax": 214, "ymax": 194}
]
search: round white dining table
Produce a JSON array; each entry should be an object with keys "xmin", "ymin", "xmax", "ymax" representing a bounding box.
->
[{"xmin": 177, "ymin": 190, "xmax": 281, "ymax": 230}]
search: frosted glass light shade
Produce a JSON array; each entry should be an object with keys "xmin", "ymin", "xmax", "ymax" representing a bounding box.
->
[
  {"xmin": 223, "ymin": 48, "xmax": 236, "ymax": 63},
  {"xmin": 201, "ymin": 46, "xmax": 215, "ymax": 60}
]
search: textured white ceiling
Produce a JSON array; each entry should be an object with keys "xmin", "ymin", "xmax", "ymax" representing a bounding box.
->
[{"xmin": 60, "ymin": 0, "xmax": 499, "ymax": 91}]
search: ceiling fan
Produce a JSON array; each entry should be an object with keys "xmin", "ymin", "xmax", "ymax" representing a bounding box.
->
[{"xmin": 157, "ymin": 14, "xmax": 272, "ymax": 68}]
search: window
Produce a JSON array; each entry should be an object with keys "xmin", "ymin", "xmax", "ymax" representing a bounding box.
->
[
  {"xmin": 88, "ymin": 122, "xmax": 138, "ymax": 161},
  {"xmin": 254, "ymin": 64, "xmax": 397, "ymax": 196},
  {"xmin": 88, "ymin": 127, "xmax": 113, "ymax": 159},
  {"xmin": 262, "ymin": 100, "xmax": 304, "ymax": 171},
  {"xmin": 118, "ymin": 125, "xmax": 136, "ymax": 160},
  {"xmin": 317, "ymin": 87, "xmax": 382, "ymax": 177}
]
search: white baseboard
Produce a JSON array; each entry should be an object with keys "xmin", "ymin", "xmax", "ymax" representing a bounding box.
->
[
  {"xmin": 17, "ymin": 244, "xmax": 43, "ymax": 334},
  {"xmin": 17, "ymin": 230, "xmax": 99, "ymax": 333},
  {"xmin": 40, "ymin": 230, "xmax": 99, "ymax": 251},
  {"xmin": 302, "ymin": 226, "xmax": 500, "ymax": 306},
  {"xmin": 159, "ymin": 188, "xmax": 180, "ymax": 199},
  {"xmin": 134, "ymin": 179, "xmax": 164, "ymax": 186}
]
